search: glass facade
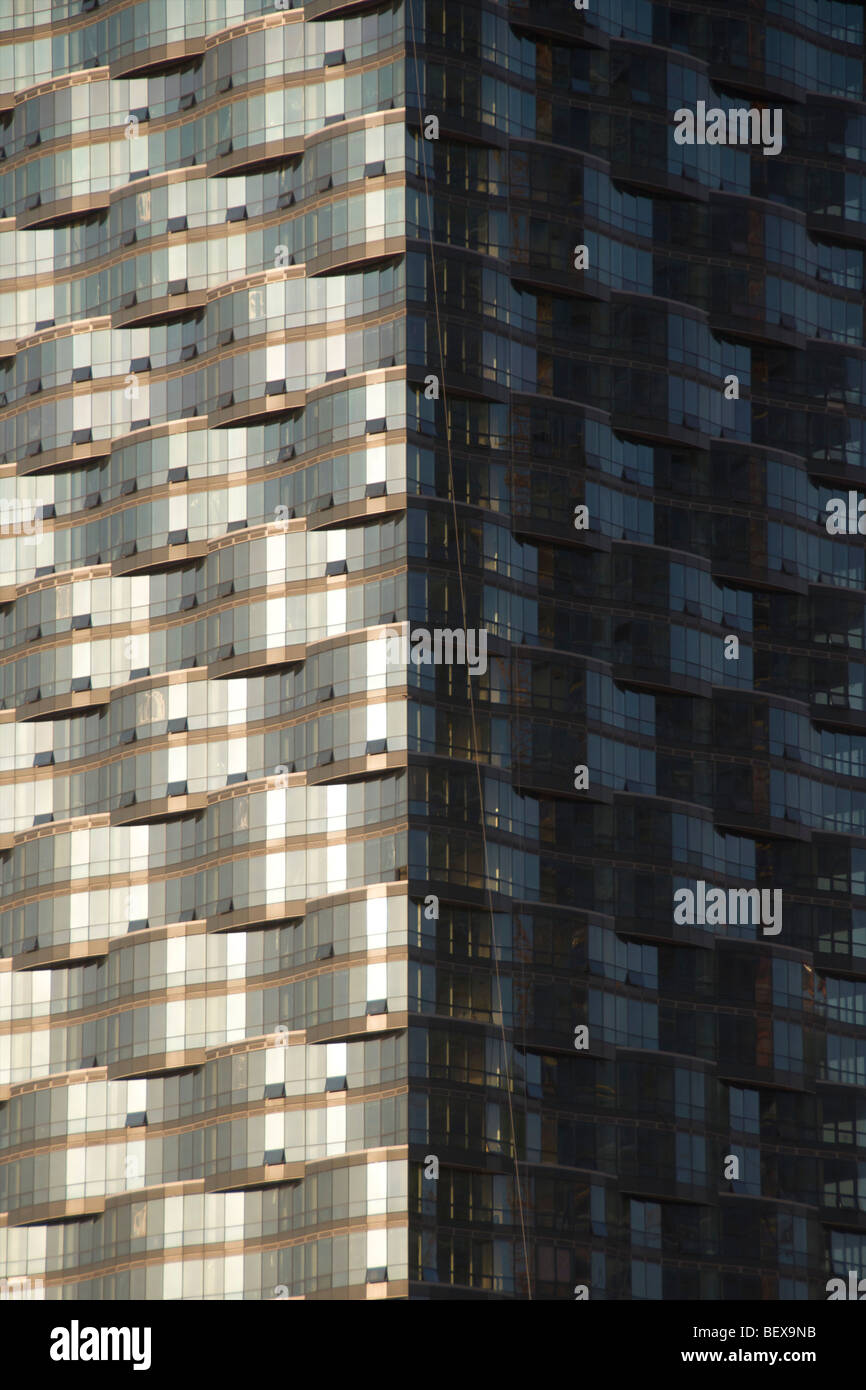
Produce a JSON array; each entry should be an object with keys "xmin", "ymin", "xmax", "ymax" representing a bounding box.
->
[{"xmin": 0, "ymin": 0, "xmax": 865, "ymax": 1301}]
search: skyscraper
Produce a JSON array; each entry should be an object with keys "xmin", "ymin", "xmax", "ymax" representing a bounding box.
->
[{"xmin": 1, "ymin": 0, "xmax": 865, "ymax": 1302}]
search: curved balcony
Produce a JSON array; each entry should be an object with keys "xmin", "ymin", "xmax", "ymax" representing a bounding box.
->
[
  {"xmin": 510, "ymin": 258, "xmax": 611, "ymax": 302},
  {"xmin": 511, "ymin": 759, "xmax": 614, "ymax": 802},
  {"xmin": 9, "ymin": 937, "xmax": 108, "ymax": 971},
  {"xmin": 809, "ymin": 700, "xmax": 866, "ymax": 734},
  {"xmin": 206, "ymin": 899, "xmax": 307, "ymax": 933},
  {"xmin": 610, "ymin": 156, "xmax": 710, "ymax": 205},
  {"xmin": 209, "ymin": 386, "xmax": 306, "ymax": 429},
  {"xmin": 303, "ymin": 0, "xmax": 379, "ymax": 18},
  {"xmin": 203, "ymin": 1158, "xmax": 306, "ymax": 1192},
  {"xmin": 306, "ymin": 1010, "xmax": 408, "ymax": 1045},
  {"xmin": 306, "ymin": 489, "xmax": 407, "ymax": 530},
  {"xmin": 207, "ymin": 642, "xmax": 306, "ymax": 678},
  {"xmin": 806, "ymin": 458, "xmax": 866, "ymax": 490},
  {"xmin": 305, "ymin": 234, "xmax": 407, "ymax": 277},
  {"xmin": 511, "ymin": 513, "xmax": 613, "ymax": 552},
  {"xmin": 108, "ymin": 38, "xmax": 206, "ymax": 82},
  {"xmin": 711, "ymin": 548, "xmax": 810, "ymax": 596},
  {"xmin": 612, "ymin": 409, "xmax": 710, "ymax": 451},
  {"xmin": 508, "ymin": 0, "xmax": 610, "ymax": 48},
  {"xmin": 210, "ymin": 135, "xmax": 303, "ymax": 178},
  {"xmin": 107, "ymin": 1047, "xmax": 208, "ymax": 1080},
  {"xmin": 708, "ymin": 62, "xmax": 804, "ymax": 106},
  {"xmin": 16, "ymin": 685, "xmax": 111, "ymax": 721},
  {"xmin": 109, "ymin": 791, "xmax": 208, "ymax": 826},
  {"xmin": 806, "ymin": 211, "xmax": 866, "ymax": 248},
  {"xmin": 612, "ymin": 657, "xmax": 713, "ymax": 700},
  {"xmin": 8, "ymin": 1193, "xmax": 107, "ymax": 1229},
  {"xmin": 711, "ymin": 300, "xmax": 805, "ymax": 351},
  {"xmin": 111, "ymin": 283, "xmax": 207, "ymax": 329},
  {"xmin": 713, "ymin": 807, "xmax": 812, "ymax": 842},
  {"xmin": 16, "ymin": 435, "xmax": 111, "ymax": 476},
  {"xmin": 110, "ymin": 537, "xmax": 208, "ymax": 576},
  {"xmin": 15, "ymin": 190, "xmax": 110, "ymax": 231},
  {"xmin": 306, "ymin": 747, "xmax": 406, "ymax": 786}
]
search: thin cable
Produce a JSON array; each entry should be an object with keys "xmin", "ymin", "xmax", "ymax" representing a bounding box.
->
[{"xmin": 407, "ymin": 0, "xmax": 533, "ymax": 1299}]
